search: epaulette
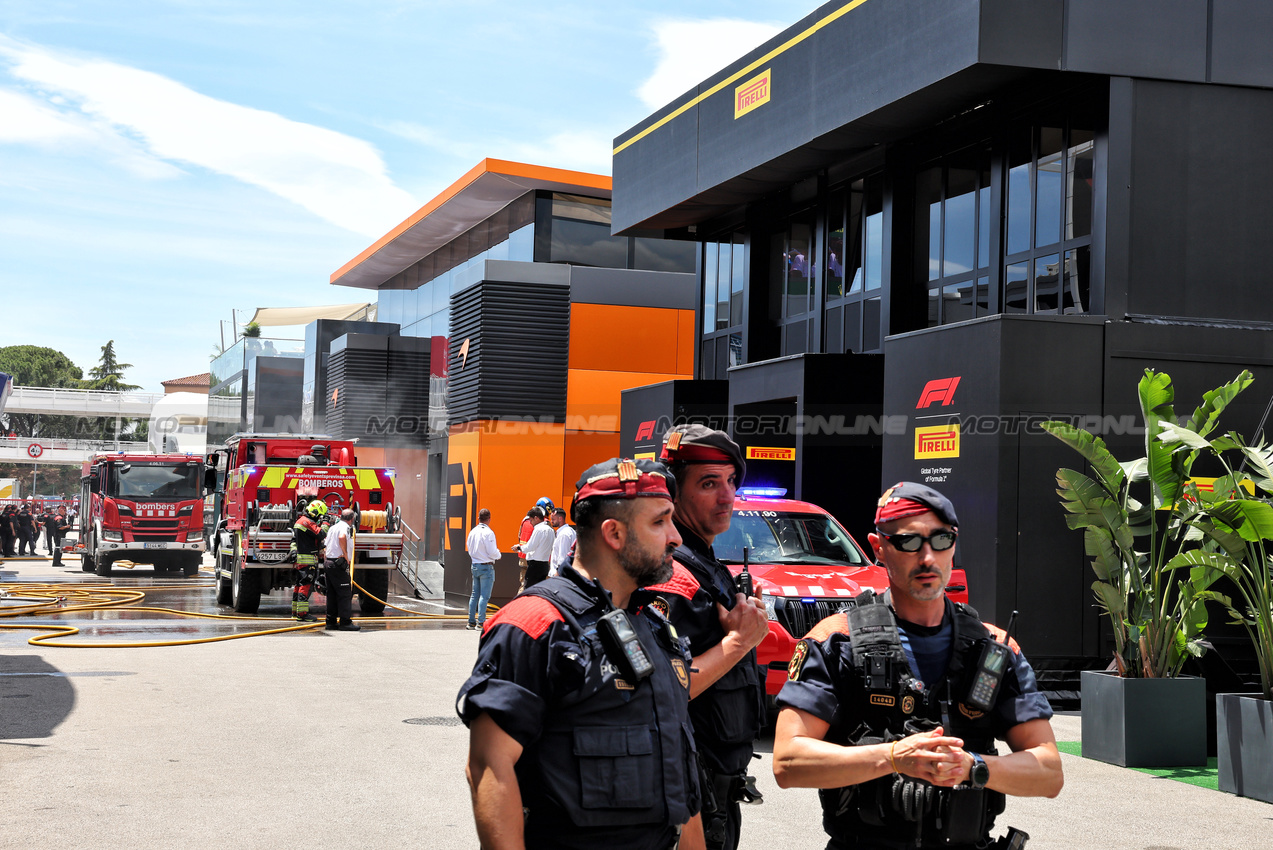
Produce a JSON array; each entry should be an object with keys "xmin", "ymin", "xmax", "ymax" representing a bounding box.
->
[
  {"xmin": 805, "ymin": 612, "xmax": 850, "ymax": 642},
  {"xmin": 645, "ymin": 562, "xmax": 701, "ymax": 601}
]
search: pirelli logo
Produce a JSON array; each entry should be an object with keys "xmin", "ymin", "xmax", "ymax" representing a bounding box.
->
[
  {"xmin": 734, "ymin": 69, "xmax": 771, "ymax": 119},
  {"xmin": 915, "ymin": 424, "xmax": 960, "ymax": 459},
  {"xmin": 747, "ymin": 446, "xmax": 795, "ymax": 461}
]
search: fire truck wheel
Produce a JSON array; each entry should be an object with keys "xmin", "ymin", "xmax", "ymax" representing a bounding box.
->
[
  {"xmin": 95, "ymin": 556, "xmax": 113, "ymax": 578},
  {"xmin": 81, "ymin": 553, "xmax": 95, "ymax": 573},
  {"xmin": 355, "ymin": 568, "xmax": 388, "ymax": 615},
  {"xmin": 232, "ymin": 557, "xmax": 261, "ymax": 614},
  {"xmin": 215, "ymin": 554, "xmax": 233, "ymax": 605}
]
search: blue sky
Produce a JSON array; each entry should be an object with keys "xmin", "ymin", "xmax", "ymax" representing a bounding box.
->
[{"xmin": 0, "ymin": 0, "xmax": 818, "ymax": 391}]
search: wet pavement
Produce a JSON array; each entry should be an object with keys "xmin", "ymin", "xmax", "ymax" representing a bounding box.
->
[{"xmin": 0, "ymin": 552, "xmax": 468, "ymax": 649}]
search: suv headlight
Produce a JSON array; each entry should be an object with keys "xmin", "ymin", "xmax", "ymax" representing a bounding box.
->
[{"xmin": 761, "ymin": 592, "xmax": 777, "ymax": 621}]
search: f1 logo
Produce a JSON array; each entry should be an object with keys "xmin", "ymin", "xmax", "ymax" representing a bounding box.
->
[
  {"xmin": 635, "ymin": 420, "xmax": 656, "ymax": 441},
  {"xmin": 917, "ymin": 377, "xmax": 961, "ymax": 409}
]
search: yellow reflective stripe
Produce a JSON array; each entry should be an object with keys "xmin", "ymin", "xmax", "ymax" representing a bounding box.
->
[
  {"xmin": 260, "ymin": 467, "xmax": 286, "ymax": 488},
  {"xmin": 355, "ymin": 469, "xmax": 379, "ymax": 490}
]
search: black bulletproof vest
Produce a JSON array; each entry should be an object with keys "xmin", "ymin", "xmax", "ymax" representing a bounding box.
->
[
  {"xmin": 821, "ymin": 591, "xmax": 1005, "ymax": 847},
  {"xmin": 673, "ymin": 539, "xmax": 766, "ymax": 773},
  {"xmin": 517, "ymin": 573, "xmax": 700, "ymax": 841}
]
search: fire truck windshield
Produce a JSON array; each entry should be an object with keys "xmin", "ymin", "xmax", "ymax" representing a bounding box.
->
[
  {"xmin": 107, "ymin": 462, "xmax": 202, "ymax": 500},
  {"xmin": 716, "ymin": 510, "xmax": 869, "ymax": 567}
]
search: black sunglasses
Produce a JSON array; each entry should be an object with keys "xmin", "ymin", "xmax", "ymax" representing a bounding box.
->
[{"xmin": 876, "ymin": 528, "xmax": 958, "ymax": 552}]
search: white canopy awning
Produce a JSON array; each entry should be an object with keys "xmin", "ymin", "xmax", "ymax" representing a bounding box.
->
[{"xmin": 248, "ymin": 304, "xmax": 371, "ymax": 327}]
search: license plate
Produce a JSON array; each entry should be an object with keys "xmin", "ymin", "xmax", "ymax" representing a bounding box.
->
[
  {"xmin": 144, "ymin": 542, "xmax": 166, "ymax": 549},
  {"xmin": 256, "ymin": 552, "xmax": 285, "ymax": 562}
]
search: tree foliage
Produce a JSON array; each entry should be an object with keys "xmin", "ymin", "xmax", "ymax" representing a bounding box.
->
[{"xmin": 87, "ymin": 340, "xmax": 140, "ymax": 392}]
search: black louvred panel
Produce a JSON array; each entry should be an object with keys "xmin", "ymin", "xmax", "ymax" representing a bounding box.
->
[{"xmin": 448, "ymin": 281, "xmax": 569, "ymax": 426}]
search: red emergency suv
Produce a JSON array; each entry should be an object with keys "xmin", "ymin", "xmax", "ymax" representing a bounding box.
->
[{"xmin": 714, "ymin": 491, "xmax": 969, "ymax": 696}]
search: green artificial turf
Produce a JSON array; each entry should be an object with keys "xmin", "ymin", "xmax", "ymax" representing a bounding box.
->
[{"xmin": 1056, "ymin": 741, "xmax": 1220, "ymax": 790}]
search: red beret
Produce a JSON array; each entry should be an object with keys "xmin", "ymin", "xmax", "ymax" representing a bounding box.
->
[{"xmin": 570, "ymin": 458, "xmax": 675, "ymax": 520}]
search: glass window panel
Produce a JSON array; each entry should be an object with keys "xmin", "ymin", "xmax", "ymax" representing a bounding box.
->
[
  {"xmin": 719, "ymin": 240, "xmax": 732, "ymax": 330},
  {"xmin": 551, "ymin": 194, "xmax": 612, "ymax": 224},
  {"xmin": 700, "ymin": 339, "xmax": 715, "ymax": 380},
  {"xmin": 1007, "ymin": 132, "xmax": 1032, "ymax": 255},
  {"xmin": 488, "ymin": 238, "xmax": 509, "ymax": 261},
  {"xmin": 977, "ymin": 183, "xmax": 991, "ymax": 270},
  {"xmin": 943, "ymin": 280, "xmax": 978, "ymax": 325},
  {"xmin": 728, "ymin": 333, "xmax": 743, "ymax": 368},
  {"xmin": 786, "ymin": 222, "xmax": 811, "ymax": 318},
  {"xmin": 827, "ymin": 189, "xmax": 846, "ymax": 298},
  {"xmin": 944, "ymin": 167, "xmax": 976, "ymax": 277},
  {"xmin": 784, "ymin": 320, "xmax": 807, "ymax": 356},
  {"xmin": 716, "ymin": 337, "xmax": 728, "ymax": 377},
  {"xmin": 1062, "ymin": 246, "xmax": 1091, "ymax": 314},
  {"xmin": 826, "ymin": 305, "xmax": 843, "ymax": 354},
  {"xmin": 1036, "ymin": 128, "xmax": 1064, "ymax": 248},
  {"xmin": 507, "ymin": 222, "xmax": 534, "ymax": 261},
  {"xmin": 703, "ymin": 243, "xmax": 718, "ymax": 332},
  {"xmin": 1004, "ymin": 262, "xmax": 1028, "ymax": 313},
  {"xmin": 1067, "ymin": 129, "xmax": 1095, "ymax": 240},
  {"xmin": 865, "ymin": 177, "xmax": 883, "ymax": 291},
  {"xmin": 863, "ymin": 297, "xmax": 882, "ymax": 352},
  {"xmin": 634, "ymin": 237, "xmax": 696, "ymax": 272},
  {"xmin": 976, "ymin": 275, "xmax": 990, "ymax": 314},
  {"xmin": 927, "ymin": 284, "xmax": 941, "ymax": 327},
  {"xmin": 549, "ymin": 218, "xmax": 628, "ymax": 267},
  {"xmin": 731, "ymin": 238, "xmax": 745, "ymax": 326},
  {"xmin": 1033, "ymin": 253, "xmax": 1061, "ymax": 313},
  {"xmin": 917, "ymin": 167, "xmax": 941, "ymax": 281},
  {"xmin": 847, "ymin": 180, "xmax": 865, "ymax": 294},
  {"xmin": 845, "ymin": 302, "xmax": 862, "ymax": 354}
]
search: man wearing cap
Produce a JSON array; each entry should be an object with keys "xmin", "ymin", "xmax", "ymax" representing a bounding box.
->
[
  {"xmin": 458, "ymin": 458, "xmax": 702, "ymax": 849},
  {"xmin": 648, "ymin": 424, "xmax": 769, "ymax": 850},
  {"xmin": 772, "ymin": 482, "xmax": 1062, "ymax": 850}
]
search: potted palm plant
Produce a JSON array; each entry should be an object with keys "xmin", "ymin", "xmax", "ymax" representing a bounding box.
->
[{"xmin": 1040, "ymin": 369, "xmax": 1249, "ymax": 767}]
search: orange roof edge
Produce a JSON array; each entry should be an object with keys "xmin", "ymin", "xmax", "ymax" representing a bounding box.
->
[{"xmin": 330, "ymin": 158, "xmax": 612, "ymax": 285}]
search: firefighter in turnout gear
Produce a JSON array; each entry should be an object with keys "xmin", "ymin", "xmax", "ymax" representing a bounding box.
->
[
  {"xmin": 772, "ymin": 482, "xmax": 1063, "ymax": 850},
  {"xmin": 291, "ymin": 498, "xmax": 329, "ymax": 622}
]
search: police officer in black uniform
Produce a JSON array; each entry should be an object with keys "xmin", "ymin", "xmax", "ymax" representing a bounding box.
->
[
  {"xmin": 773, "ymin": 482, "xmax": 1063, "ymax": 850},
  {"xmin": 648, "ymin": 425, "xmax": 769, "ymax": 850},
  {"xmin": 457, "ymin": 458, "xmax": 702, "ymax": 850}
]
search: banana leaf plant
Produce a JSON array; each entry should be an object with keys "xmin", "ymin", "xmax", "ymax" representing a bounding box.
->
[{"xmin": 1040, "ymin": 369, "xmax": 1251, "ymax": 679}]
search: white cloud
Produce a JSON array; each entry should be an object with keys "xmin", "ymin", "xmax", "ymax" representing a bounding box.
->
[
  {"xmin": 637, "ymin": 18, "xmax": 784, "ymax": 110},
  {"xmin": 0, "ymin": 36, "xmax": 419, "ymax": 237}
]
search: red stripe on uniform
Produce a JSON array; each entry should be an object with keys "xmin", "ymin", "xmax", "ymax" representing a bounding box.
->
[
  {"xmin": 483, "ymin": 596, "xmax": 564, "ymax": 639},
  {"xmin": 646, "ymin": 562, "xmax": 701, "ymax": 600},
  {"xmin": 805, "ymin": 612, "xmax": 850, "ymax": 642},
  {"xmin": 984, "ymin": 623, "xmax": 1021, "ymax": 654}
]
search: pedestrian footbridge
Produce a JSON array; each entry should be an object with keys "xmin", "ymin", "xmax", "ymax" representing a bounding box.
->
[
  {"xmin": 4, "ymin": 386, "xmax": 165, "ymax": 418},
  {"xmin": 0, "ymin": 436, "xmax": 151, "ymax": 466}
]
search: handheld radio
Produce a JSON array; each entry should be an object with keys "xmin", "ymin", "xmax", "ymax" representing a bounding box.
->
[
  {"xmin": 736, "ymin": 546, "xmax": 754, "ymax": 597},
  {"xmin": 966, "ymin": 610, "xmax": 1017, "ymax": 712},
  {"xmin": 597, "ymin": 608, "xmax": 655, "ymax": 684}
]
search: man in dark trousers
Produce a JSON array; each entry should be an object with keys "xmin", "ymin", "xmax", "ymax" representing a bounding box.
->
[
  {"xmin": 647, "ymin": 424, "xmax": 769, "ymax": 850},
  {"xmin": 50, "ymin": 506, "xmax": 70, "ymax": 566},
  {"xmin": 458, "ymin": 457, "xmax": 701, "ymax": 850},
  {"xmin": 323, "ymin": 508, "xmax": 360, "ymax": 631},
  {"xmin": 290, "ymin": 498, "xmax": 329, "ymax": 621},
  {"xmin": 0, "ymin": 506, "xmax": 16, "ymax": 557},
  {"xmin": 16, "ymin": 504, "xmax": 37, "ymax": 557}
]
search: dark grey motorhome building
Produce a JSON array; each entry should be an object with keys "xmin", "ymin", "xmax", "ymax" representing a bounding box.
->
[{"xmin": 613, "ymin": 0, "xmax": 1273, "ymax": 691}]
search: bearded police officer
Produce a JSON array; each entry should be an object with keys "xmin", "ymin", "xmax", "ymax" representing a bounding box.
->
[
  {"xmin": 773, "ymin": 482, "xmax": 1063, "ymax": 850},
  {"xmin": 458, "ymin": 458, "xmax": 702, "ymax": 850},
  {"xmin": 647, "ymin": 425, "xmax": 768, "ymax": 850}
]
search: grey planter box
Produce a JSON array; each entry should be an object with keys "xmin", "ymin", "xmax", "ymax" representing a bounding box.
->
[
  {"xmin": 1217, "ymin": 693, "xmax": 1273, "ymax": 803},
  {"xmin": 1080, "ymin": 670, "xmax": 1207, "ymax": 767}
]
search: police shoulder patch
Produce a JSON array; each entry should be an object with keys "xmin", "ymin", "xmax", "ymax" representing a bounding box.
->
[
  {"xmin": 671, "ymin": 657, "xmax": 689, "ymax": 690},
  {"xmin": 648, "ymin": 597, "xmax": 670, "ymax": 618},
  {"xmin": 788, "ymin": 640, "xmax": 810, "ymax": 681}
]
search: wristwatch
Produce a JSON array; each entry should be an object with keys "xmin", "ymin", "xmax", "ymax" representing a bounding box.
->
[{"xmin": 969, "ymin": 752, "xmax": 990, "ymax": 789}]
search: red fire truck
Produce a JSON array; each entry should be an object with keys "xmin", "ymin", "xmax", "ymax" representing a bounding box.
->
[
  {"xmin": 78, "ymin": 452, "xmax": 216, "ymax": 577},
  {"xmin": 208, "ymin": 433, "xmax": 403, "ymax": 615}
]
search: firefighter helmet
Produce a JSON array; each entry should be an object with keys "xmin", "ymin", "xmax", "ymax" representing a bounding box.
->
[
  {"xmin": 536, "ymin": 496, "xmax": 555, "ymax": 512},
  {"xmin": 305, "ymin": 500, "xmax": 328, "ymax": 519}
]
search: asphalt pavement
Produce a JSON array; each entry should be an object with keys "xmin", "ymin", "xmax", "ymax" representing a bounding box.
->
[{"xmin": 2, "ymin": 554, "xmax": 1270, "ymax": 849}]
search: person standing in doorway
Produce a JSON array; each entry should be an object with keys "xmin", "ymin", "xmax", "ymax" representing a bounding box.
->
[{"xmin": 465, "ymin": 508, "xmax": 499, "ymax": 631}]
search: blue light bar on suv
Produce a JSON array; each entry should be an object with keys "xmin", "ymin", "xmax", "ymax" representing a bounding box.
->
[{"xmin": 738, "ymin": 487, "xmax": 788, "ymax": 498}]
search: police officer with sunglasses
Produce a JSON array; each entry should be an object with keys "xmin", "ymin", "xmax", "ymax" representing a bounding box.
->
[{"xmin": 772, "ymin": 482, "xmax": 1063, "ymax": 850}]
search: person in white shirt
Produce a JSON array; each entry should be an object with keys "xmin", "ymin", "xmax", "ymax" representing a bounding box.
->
[
  {"xmin": 513, "ymin": 507, "xmax": 555, "ymax": 589},
  {"xmin": 548, "ymin": 508, "xmax": 576, "ymax": 577},
  {"xmin": 465, "ymin": 509, "xmax": 500, "ymax": 630},
  {"xmin": 323, "ymin": 509, "xmax": 361, "ymax": 632}
]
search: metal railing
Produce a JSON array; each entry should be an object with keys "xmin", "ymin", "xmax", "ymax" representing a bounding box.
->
[
  {"xmin": 6, "ymin": 385, "xmax": 165, "ymax": 417},
  {"xmin": 396, "ymin": 519, "xmax": 434, "ymax": 597}
]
